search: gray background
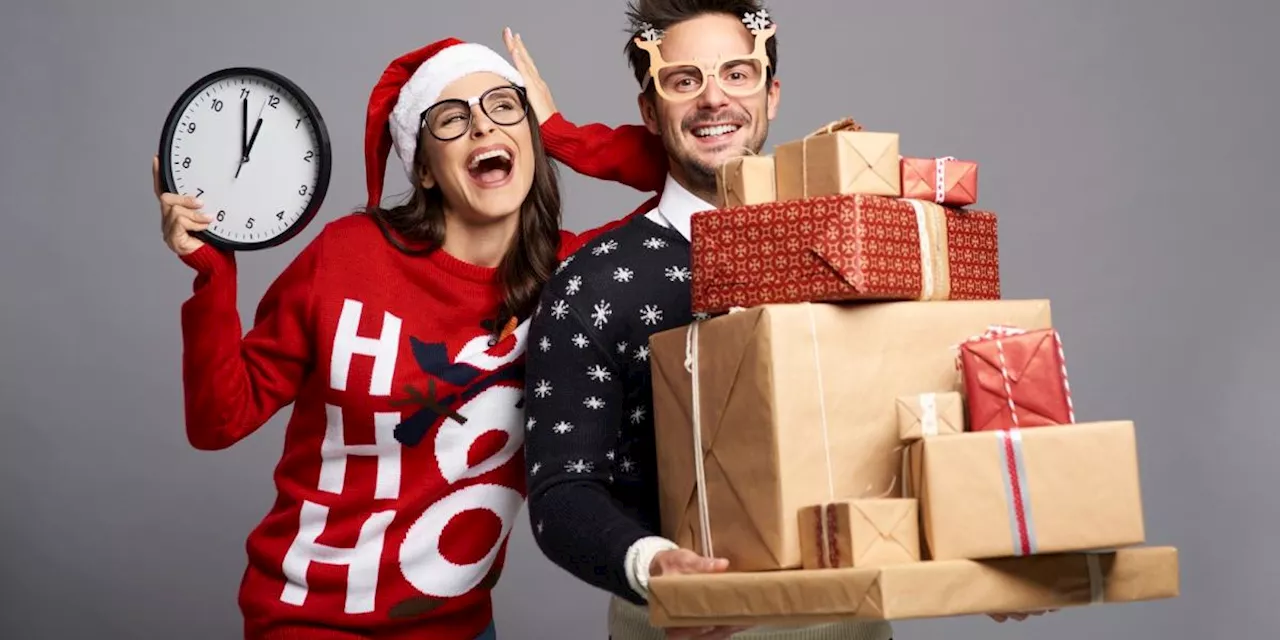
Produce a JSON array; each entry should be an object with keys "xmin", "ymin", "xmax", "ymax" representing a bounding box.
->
[{"xmin": 1, "ymin": 0, "xmax": 1275, "ymax": 638}]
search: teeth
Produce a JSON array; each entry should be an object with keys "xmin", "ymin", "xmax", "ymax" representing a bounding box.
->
[
  {"xmin": 469, "ymin": 148, "xmax": 512, "ymax": 168},
  {"xmin": 694, "ymin": 124, "xmax": 740, "ymax": 138}
]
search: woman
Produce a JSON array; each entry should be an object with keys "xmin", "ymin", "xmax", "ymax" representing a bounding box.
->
[{"xmin": 152, "ymin": 38, "xmax": 641, "ymax": 640}]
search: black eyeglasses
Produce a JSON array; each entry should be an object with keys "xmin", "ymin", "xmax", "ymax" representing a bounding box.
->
[{"xmin": 419, "ymin": 85, "xmax": 530, "ymax": 141}]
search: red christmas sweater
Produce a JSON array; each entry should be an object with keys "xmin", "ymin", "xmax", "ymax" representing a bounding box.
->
[{"xmin": 176, "ymin": 115, "xmax": 663, "ymax": 640}]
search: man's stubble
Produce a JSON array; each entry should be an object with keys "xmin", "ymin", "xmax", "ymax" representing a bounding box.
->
[{"xmin": 659, "ymin": 103, "xmax": 771, "ymax": 200}]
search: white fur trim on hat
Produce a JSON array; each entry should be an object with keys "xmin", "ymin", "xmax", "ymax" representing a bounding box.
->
[{"xmin": 389, "ymin": 42, "xmax": 525, "ymax": 180}]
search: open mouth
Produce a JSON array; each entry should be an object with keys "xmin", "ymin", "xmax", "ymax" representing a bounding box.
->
[
  {"xmin": 466, "ymin": 145, "xmax": 515, "ymax": 187},
  {"xmin": 691, "ymin": 123, "xmax": 743, "ymax": 143}
]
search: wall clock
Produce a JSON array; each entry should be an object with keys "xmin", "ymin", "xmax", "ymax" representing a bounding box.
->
[{"xmin": 156, "ymin": 67, "xmax": 332, "ymax": 251}]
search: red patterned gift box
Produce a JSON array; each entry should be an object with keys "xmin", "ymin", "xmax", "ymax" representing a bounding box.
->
[
  {"xmin": 956, "ymin": 325, "xmax": 1076, "ymax": 432},
  {"xmin": 901, "ymin": 156, "xmax": 979, "ymax": 207},
  {"xmin": 689, "ymin": 194, "xmax": 1001, "ymax": 314}
]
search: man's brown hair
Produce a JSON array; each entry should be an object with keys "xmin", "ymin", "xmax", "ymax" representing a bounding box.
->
[{"xmin": 623, "ymin": 0, "xmax": 778, "ymax": 92}]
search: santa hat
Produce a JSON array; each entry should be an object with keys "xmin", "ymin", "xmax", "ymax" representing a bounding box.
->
[{"xmin": 365, "ymin": 38, "xmax": 525, "ymax": 208}]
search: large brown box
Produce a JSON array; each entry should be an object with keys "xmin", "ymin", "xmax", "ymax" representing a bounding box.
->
[
  {"xmin": 907, "ymin": 421, "xmax": 1146, "ymax": 561},
  {"xmin": 648, "ymin": 546, "xmax": 1180, "ymax": 627},
  {"xmin": 648, "ymin": 299, "xmax": 1053, "ymax": 571}
]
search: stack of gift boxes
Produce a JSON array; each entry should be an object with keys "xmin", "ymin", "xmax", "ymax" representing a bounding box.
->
[{"xmin": 643, "ymin": 118, "xmax": 1180, "ymax": 628}]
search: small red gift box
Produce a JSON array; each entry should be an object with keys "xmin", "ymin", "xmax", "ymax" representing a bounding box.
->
[
  {"xmin": 901, "ymin": 156, "xmax": 979, "ymax": 207},
  {"xmin": 956, "ymin": 326, "xmax": 1075, "ymax": 432}
]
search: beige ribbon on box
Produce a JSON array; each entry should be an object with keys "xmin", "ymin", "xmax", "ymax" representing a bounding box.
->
[
  {"xmin": 899, "ymin": 198, "xmax": 953, "ymax": 301},
  {"xmin": 799, "ymin": 117, "xmax": 864, "ymax": 198}
]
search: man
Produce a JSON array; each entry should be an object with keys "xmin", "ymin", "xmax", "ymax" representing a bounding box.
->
[
  {"xmin": 521, "ymin": 2, "xmax": 892, "ymax": 638},
  {"xmin": 520, "ymin": 2, "xmax": 1041, "ymax": 638}
]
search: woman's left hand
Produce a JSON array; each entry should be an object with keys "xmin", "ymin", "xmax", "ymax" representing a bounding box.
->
[{"xmin": 503, "ymin": 27, "xmax": 557, "ymax": 124}]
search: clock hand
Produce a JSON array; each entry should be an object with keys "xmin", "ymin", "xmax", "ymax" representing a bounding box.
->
[
  {"xmin": 245, "ymin": 98, "xmax": 268, "ymax": 158},
  {"xmin": 235, "ymin": 98, "xmax": 249, "ymax": 178},
  {"xmin": 236, "ymin": 98, "xmax": 268, "ymax": 179}
]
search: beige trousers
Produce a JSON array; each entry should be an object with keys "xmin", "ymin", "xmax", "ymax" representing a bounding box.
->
[{"xmin": 606, "ymin": 597, "xmax": 894, "ymax": 640}]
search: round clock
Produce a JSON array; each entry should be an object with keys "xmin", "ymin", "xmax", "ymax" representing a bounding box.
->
[{"xmin": 156, "ymin": 67, "xmax": 332, "ymax": 251}]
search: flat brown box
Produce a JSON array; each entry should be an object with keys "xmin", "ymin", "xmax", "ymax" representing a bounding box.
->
[
  {"xmin": 648, "ymin": 299, "xmax": 1053, "ymax": 571},
  {"xmin": 896, "ymin": 391, "xmax": 964, "ymax": 440},
  {"xmin": 798, "ymin": 499, "xmax": 920, "ymax": 570},
  {"xmin": 775, "ymin": 130, "xmax": 901, "ymax": 201},
  {"xmin": 716, "ymin": 155, "xmax": 777, "ymax": 207},
  {"xmin": 907, "ymin": 421, "xmax": 1146, "ymax": 561},
  {"xmin": 648, "ymin": 546, "xmax": 1180, "ymax": 627}
]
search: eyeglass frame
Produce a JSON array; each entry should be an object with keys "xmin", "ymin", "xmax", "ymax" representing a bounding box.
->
[
  {"xmin": 634, "ymin": 24, "xmax": 775, "ymax": 103},
  {"xmin": 418, "ymin": 84, "xmax": 531, "ymax": 142}
]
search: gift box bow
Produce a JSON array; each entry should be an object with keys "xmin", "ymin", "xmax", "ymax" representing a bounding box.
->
[{"xmin": 955, "ymin": 325, "xmax": 1076, "ymax": 430}]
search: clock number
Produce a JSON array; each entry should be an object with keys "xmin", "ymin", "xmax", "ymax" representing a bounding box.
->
[
  {"xmin": 216, "ymin": 210, "xmax": 225, "ymax": 222},
  {"xmin": 181, "ymin": 157, "xmax": 192, "ymax": 168},
  {"xmin": 211, "ymin": 98, "xmax": 223, "ymax": 112},
  {"xmin": 268, "ymin": 95, "xmax": 280, "ymax": 109},
  {"xmin": 304, "ymin": 150, "xmax": 314, "ymax": 163},
  {"xmin": 299, "ymin": 184, "xmax": 309, "ymax": 196},
  {"xmin": 295, "ymin": 118, "xmax": 302, "ymax": 129},
  {"xmin": 276, "ymin": 211, "xmax": 286, "ymax": 220},
  {"xmin": 240, "ymin": 88, "xmax": 250, "ymax": 100},
  {"xmin": 246, "ymin": 217, "xmax": 255, "ymax": 229},
  {"xmin": 186, "ymin": 122, "xmax": 197, "ymax": 134}
]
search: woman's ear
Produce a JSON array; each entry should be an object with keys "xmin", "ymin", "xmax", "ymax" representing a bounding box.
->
[{"xmin": 418, "ymin": 162, "xmax": 437, "ymax": 190}]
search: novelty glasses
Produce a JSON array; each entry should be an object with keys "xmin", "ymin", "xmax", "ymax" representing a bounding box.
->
[
  {"xmin": 635, "ymin": 25, "xmax": 775, "ymax": 103},
  {"xmin": 420, "ymin": 85, "xmax": 529, "ymax": 141}
]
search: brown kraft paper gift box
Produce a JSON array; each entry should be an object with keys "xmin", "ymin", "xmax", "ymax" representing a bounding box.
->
[
  {"xmin": 896, "ymin": 391, "xmax": 964, "ymax": 440},
  {"xmin": 798, "ymin": 499, "xmax": 921, "ymax": 569},
  {"xmin": 647, "ymin": 299, "xmax": 1053, "ymax": 571},
  {"xmin": 774, "ymin": 118, "xmax": 901, "ymax": 200},
  {"xmin": 907, "ymin": 421, "xmax": 1147, "ymax": 561},
  {"xmin": 647, "ymin": 546, "xmax": 1180, "ymax": 627},
  {"xmin": 716, "ymin": 155, "xmax": 777, "ymax": 207}
]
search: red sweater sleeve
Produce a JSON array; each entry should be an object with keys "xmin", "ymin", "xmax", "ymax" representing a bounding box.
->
[
  {"xmin": 540, "ymin": 112, "xmax": 668, "ymax": 194},
  {"xmin": 177, "ymin": 238, "xmax": 321, "ymax": 450}
]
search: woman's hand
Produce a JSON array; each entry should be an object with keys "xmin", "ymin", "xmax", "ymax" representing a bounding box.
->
[
  {"xmin": 152, "ymin": 155, "xmax": 210, "ymax": 256},
  {"xmin": 503, "ymin": 27, "xmax": 557, "ymax": 124}
]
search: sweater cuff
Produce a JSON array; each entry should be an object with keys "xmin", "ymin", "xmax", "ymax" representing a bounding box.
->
[
  {"xmin": 624, "ymin": 536, "xmax": 679, "ymax": 601},
  {"xmin": 179, "ymin": 243, "xmax": 234, "ymax": 276},
  {"xmin": 540, "ymin": 112, "xmax": 575, "ymax": 160}
]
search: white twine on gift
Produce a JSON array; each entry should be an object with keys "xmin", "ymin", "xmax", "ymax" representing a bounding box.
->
[
  {"xmin": 934, "ymin": 156, "xmax": 956, "ymax": 204},
  {"xmin": 805, "ymin": 303, "xmax": 837, "ymax": 501},
  {"xmin": 683, "ymin": 320, "xmax": 715, "ymax": 557}
]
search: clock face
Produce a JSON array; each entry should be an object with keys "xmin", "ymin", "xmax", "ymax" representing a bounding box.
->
[{"xmin": 158, "ymin": 68, "xmax": 331, "ymax": 251}]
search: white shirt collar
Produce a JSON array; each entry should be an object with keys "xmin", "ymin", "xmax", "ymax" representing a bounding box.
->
[{"xmin": 645, "ymin": 174, "xmax": 716, "ymax": 242}]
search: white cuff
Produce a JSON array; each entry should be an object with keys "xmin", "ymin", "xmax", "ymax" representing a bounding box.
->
[{"xmin": 624, "ymin": 536, "xmax": 680, "ymax": 601}]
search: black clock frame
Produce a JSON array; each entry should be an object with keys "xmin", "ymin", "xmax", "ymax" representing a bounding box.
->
[{"xmin": 157, "ymin": 66, "xmax": 333, "ymax": 252}]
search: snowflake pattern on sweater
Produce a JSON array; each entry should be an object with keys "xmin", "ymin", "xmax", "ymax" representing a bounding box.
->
[{"xmin": 523, "ymin": 216, "xmax": 705, "ymax": 603}]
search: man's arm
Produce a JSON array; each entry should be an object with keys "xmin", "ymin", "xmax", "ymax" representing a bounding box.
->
[{"xmin": 523, "ymin": 286, "xmax": 668, "ymax": 604}]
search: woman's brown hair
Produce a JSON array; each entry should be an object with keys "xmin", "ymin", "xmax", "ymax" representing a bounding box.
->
[{"xmin": 362, "ymin": 106, "xmax": 563, "ymax": 339}]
